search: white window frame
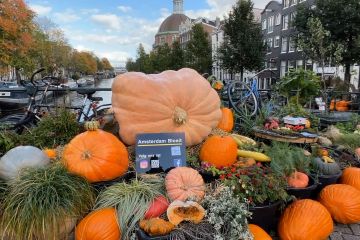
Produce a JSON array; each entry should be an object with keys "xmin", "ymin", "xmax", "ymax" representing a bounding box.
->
[
  {"xmin": 281, "ymin": 37, "xmax": 288, "ymax": 53},
  {"xmin": 274, "ymin": 36, "xmax": 280, "ymax": 48},
  {"xmin": 296, "ymin": 60, "xmax": 303, "ymax": 69},
  {"xmin": 282, "ymin": 15, "xmax": 289, "ymax": 30},
  {"xmin": 288, "ymin": 60, "xmax": 296, "ymax": 72},
  {"xmin": 281, "ymin": 61, "xmax": 287, "ymax": 77},
  {"xmin": 284, "ymin": 0, "xmax": 289, "ymax": 8},
  {"xmin": 290, "ymin": 0, "xmax": 297, "ymax": 6},
  {"xmin": 289, "ymin": 37, "xmax": 295, "ymax": 52},
  {"xmin": 268, "ymin": 16, "xmax": 274, "ymax": 33},
  {"xmin": 275, "ymin": 13, "xmax": 281, "ymax": 25},
  {"xmin": 267, "ymin": 38, "xmax": 273, "ymax": 53},
  {"xmin": 262, "ymin": 19, "xmax": 267, "ymax": 30}
]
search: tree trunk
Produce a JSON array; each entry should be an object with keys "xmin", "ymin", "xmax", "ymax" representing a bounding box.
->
[
  {"xmin": 344, "ymin": 64, "xmax": 351, "ymax": 83},
  {"xmin": 15, "ymin": 68, "xmax": 21, "ymax": 84},
  {"xmin": 240, "ymin": 67, "xmax": 244, "ymax": 82}
]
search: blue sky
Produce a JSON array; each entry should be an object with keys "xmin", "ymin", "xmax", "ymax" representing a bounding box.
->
[{"xmin": 27, "ymin": 0, "xmax": 267, "ymax": 67}]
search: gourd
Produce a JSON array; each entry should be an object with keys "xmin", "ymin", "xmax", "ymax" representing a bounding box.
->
[
  {"xmin": 144, "ymin": 195, "xmax": 170, "ymax": 219},
  {"xmin": 249, "ymin": 224, "xmax": 272, "ymax": 240},
  {"xmin": 305, "ymin": 119, "xmax": 311, "ymax": 129},
  {"xmin": 231, "ymin": 134, "xmax": 257, "ymax": 146},
  {"xmin": 199, "ymin": 136, "xmax": 238, "ymax": 168},
  {"xmin": 139, "ymin": 218, "xmax": 174, "ymax": 236},
  {"xmin": 312, "ymin": 157, "xmax": 341, "ymax": 175},
  {"xmin": 0, "ymin": 146, "xmax": 50, "ymax": 180},
  {"xmin": 317, "ymin": 148, "xmax": 329, "ymax": 157},
  {"xmin": 341, "ymin": 167, "xmax": 360, "ymax": 191},
  {"xmin": 319, "ymin": 184, "xmax": 360, "ymax": 224},
  {"xmin": 167, "ymin": 200, "xmax": 205, "ymax": 225},
  {"xmin": 111, "ymin": 68, "xmax": 222, "ymax": 146},
  {"xmin": 43, "ymin": 148, "xmax": 57, "ymax": 159},
  {"xmin": 237, "ymin": 150, "xmax": 270, "ymax": 162},
  {"xmin": 165, "ymin": 167, "xmax": 205, "ymax": 202},
  {"xmin": 287, "ymin": 171, "xmax": 309, "ymax": 188},
  {"xmin": 63, "ymin": 121, "xmax": 129, "ymax": 183},
  {"xmin": 212, "ymin": 80, "xmax": 224, "ymax": 90},
  {"xmin": 278, "ymin": 199, "xmax": 333, "ymax": 240},
  {"xmin": 75, "ymin": 208, "xmax": 120, "ymax": 240},
  {"xmin": 217, "ymin": 108, "xmax": 234, "ymax": 132}
]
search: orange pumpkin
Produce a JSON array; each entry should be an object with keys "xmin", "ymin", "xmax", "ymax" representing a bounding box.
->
[
  {"xmin": 75, "ymin": 208, "xmax": 120, "ymax": 240},
  {"xmin": 249, "ymin": 224, "xmax": 272, "ymax": 240},
  {"xmin": 341, "ymin": 167, "xmax": 360, "ymax": 191},
  {"xmin": 318, "ymin": 148, "xmax": 329, "ymax": 157},
  {"xmin": 43, "ymin": 149, "xmax": 56, "ymax": 159},
  {"xmin": 199, "ymin": 135, "xmax": 238, "ymax": 168},
  {"xmin": 305, "ymin": 119, "xmax": 311, "ymax": 129},
  {"xmin": 217, "ymin": 108, "xmax": 234, "ymax": 132},
  {"xmin": 278, "ymin": 199, "xmax": 333, "ymax": 240},
  {"xmin": 287, "ymin": 171, "xmax": 309, "ymax": 188},
  {"xmin": 167, "ymin": 200, "xmax": 205, "ymax": 225},
  {"xmin": 111, "ymin": 68, "xmax": 222, "ymax": 146},
  {"xmin": 212, "ymin": 80, "xmax": 224, "ymax": 90},
  {"xmin": 63, "ymin": 121, "xmax": 129, "ymax": 183},
  {"xmin": 319, "ymin": 184, "xmax": 360, "ymax": 224},
  {"xmin": 165, "ymin": 167, "xmax": 205, "ymax": 202}
]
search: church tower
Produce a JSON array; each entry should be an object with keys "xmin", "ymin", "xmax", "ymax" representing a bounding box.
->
[{"xmin": 173, "ymin": 0, "xmax": 184, "ymax": 14}]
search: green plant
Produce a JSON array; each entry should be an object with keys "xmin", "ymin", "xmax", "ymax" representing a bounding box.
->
[
  {"xmin": 0, "ymin": 131, "xmax": 20, "ymax": 156},
  {"xmin": 335, "ymin": 114, "xmax": 360, "ymax": 134},
  {"xmin": 335, "ymin": 134, "xmax": 360, "ymax": 152},
  {"xmin": 202, "ymin": 186, "xmax": 252, "ymax": 240},
  {"xmin": 94, "ymin": 176, "xmax": 164, "ymax": 239},
  {"xmin": 1, "ymin": 164, "xmax": 95, "ymax": 240}
]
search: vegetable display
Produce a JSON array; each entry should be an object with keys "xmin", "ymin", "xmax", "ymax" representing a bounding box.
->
[
  {"xmin": 111, "ymin": 68, "xmax": 222, "ymax": 146},
  {"xmin": 139, "ymin": 218, "xmax": 174, "ymax": 237},
  {"xmin": 167, "ymin": 200, "xmax": 205, "ymax": 225},
  {"xmin": 217, "ymin": 108, "xmax": 234, "ymax": 132},
  {"xmin": 144, "ymin": 195, "xmax": 170, "ymax": 219},
  {"xmin": 287, "ymin": 171, "xmax": 309, "ymax": 188},
  {"xmin": 237, "ymin": 150, "xmax": 270, "ymax": 162},
  {"xmin": 312, "ymin": 157, "xmax": 341, "ymax": 175}
]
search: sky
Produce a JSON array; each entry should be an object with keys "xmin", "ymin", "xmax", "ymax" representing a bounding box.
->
[{"xmin": 27, "ymin": 0, "xmax": 268, "ymax": 67}]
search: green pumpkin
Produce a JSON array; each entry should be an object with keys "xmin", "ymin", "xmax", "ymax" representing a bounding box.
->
[{"xmin": 312, "ymin": 157, "xmax": 341, "ymax": 176}]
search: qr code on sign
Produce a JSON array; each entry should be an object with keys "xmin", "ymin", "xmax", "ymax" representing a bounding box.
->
[
  {"xmin": 151, "ymin": 160, "xmax": 160, "ymax": 168},
  {"xmin": 171, "ymin": 146, "xmax": 181, "ymax": 156}
]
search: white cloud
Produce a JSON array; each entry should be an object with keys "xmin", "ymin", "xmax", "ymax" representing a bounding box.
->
[
  {"xmin": 54, "ymin": 9, "xmax": 81, "ymax": 23},
  {"xmin": 29, "ymin": 4, "xmax": 52, "ymax": 15},
  {"xmin": 98, "ymin": 51, "xmax": 131, "ymax": 66},
  {"xmin": 72, "ymin": 34, "xmax": 134, "ymax": 45},
  {"xmin": 80, "ymin": 8, "xmax": 100, "ymax": 15},
  {"xmin": 118, "ymin": 5, "xmax": 132, "ymax": 13},
  {"xmin": 91, "ymin": 14, "xmax": 122, "ymax": 31},
  {"xmin": 75, "ymin": 45, "xmax": 90, "ymax": 52}
]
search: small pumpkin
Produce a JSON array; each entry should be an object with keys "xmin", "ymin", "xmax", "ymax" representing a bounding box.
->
[
  {"xmin": 75, "ymin": 208, "xmax": 120, "ymax": 240},
  {"xmin": 199, "ymin": 135, "xmax": 238, "ymax": 168},
  {"xmin": 43, "ymin": 148, "xmax": 57, "ymax": 159},
  {"xmin": 63, "ymin": 121, "xmax": 129, "ymax": 183},
  {"xmin": 319, "ymin": 184, "xmax": 360, "ymax": 224},
  {"xmin": 165, "ymin": 167, "xmax": 205, "ymax": 202},
  {"xmin": 112, "ymin": 68, "xmax": 222, "ymax": 146},
  {"xmin": 317, "ymin": 148, "xmax": 329, "ymax": 157},
  {"xmin": 217, "ymin": 108, "xmax": 234, "ymax": 132},
  {"xmin": 144, "ymin": 195, "xmax": 170, "ymax": 219},
  {"xmin": 167, "ymin": 200, "xmax": 205, "ymax": 225},
  {"xmin": 249, "ymin": 224, "xmax": 272, "ymax": 240},
  {"xmin": 139, "ymin": 218, "xmax": 174, "ymax": 236},
  {"xmin": 278, "ymin": 199, "xmax": 333, "ymax": 240},
  {"xmin": 305, "ymin": 119, "xmax": 311, "ymax": 129},
  {"xmin": 341, "ymin": 167, "xmax": 360, "ymax": 191},
  {"xmin": 0, "ymin": 146, "xmax": 50, "ymax": 180},
  {"xmin": 234, "ymin": 157, "xmax": 256, "ymax": 168},
  {"xmin": 287, "ymin": 171, "xmax": 309, "ymax": 188},
  {"xmin": 312, "ymin": 157, "xmax": 341, "ymax": 176}
]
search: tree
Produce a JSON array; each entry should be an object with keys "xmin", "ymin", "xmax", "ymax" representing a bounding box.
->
[
  {"xmin": 150, "ymin": 44, "xmax": 171, "ymax": 72},
  {"xmin": 72, "ymin": 51, "xmax": 97, "ymax": 75},
  {"xmin": 101, "ymin": 58, "xmax": 113, "ymax": 71},
  {"xmin": 126, "ymin": 58, "xmax": 137, "ymax": 72},
  {"xmin": 294, "ymin": 0, "xmax": 360, "ymax": 83},
  {"xmin": 217, "ymin": 0, "xmax": 265, "ymax": 81},
  {"xmin": 135, "ymin": 44, "xmax": 152, "ymax": 73},
  {"xmin": 169, "ymin": 41, "xmax": 184, "ymax": 70},
  {"xmin": 184, "ymin": 24, "xmax": 212, "ymax": 74}
]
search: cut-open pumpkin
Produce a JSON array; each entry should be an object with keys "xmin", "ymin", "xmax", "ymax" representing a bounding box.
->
[{"xmin": 167, "ymin": 200, "xmax": 205, "ymax": 226}]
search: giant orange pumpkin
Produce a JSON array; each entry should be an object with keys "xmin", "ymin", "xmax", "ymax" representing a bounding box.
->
[
  {"xmin": 199, "ymin": 135, "xmax": 238, "ymax": 168},
  {"xmin": 278, "ymin": 199, "xmax": 333, "ymax": 240},
  {"xmin": 75, "ymin": 208, "xmax": 120, "ymax": 240},
  {"xmin": 319, "ymin": 184, "xmax": 360, "ymax": 224},
  {"xmin": 63, "ymin": 121, "xmax": 129, "ymax": 183},
  {"xmin": 249, "ymin": 224, "xmax": 272, "ymax": 240},
  {"xmin": 111, "ymin": 68, "xmax": 222, "ymax": 146},
  {"xmin": 341, "ymin": 167, "xmax": 360, "ymax": 191},
  {"xmin": 165, "ymin": 167, "xmax": 205, "ymax": 202},
  {"xmin": 217, "ymin": 108, "xmax": 234, "ymax": 132}
]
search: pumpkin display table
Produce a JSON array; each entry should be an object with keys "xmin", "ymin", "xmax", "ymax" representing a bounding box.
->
[{"xmin": 252, "ymin": 127, "xmax": 318, "ymax": 144}]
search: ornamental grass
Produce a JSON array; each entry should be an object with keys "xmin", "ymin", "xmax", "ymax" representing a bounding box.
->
[{"xmin": 1, "ymin": 164, "xmax": 95, "ymax": 240}]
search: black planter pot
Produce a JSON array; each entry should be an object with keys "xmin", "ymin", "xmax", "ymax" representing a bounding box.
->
[
  {"xmin": 136, "ymin": 228, "xmax": 170, "ymax": 240},
  {"xmin": 199, "ymin": 170, "xmax": 219, "ymax": 183},
  {"xmin": 287, "ymin": 176, "xmax": 318, "ymax": 200},
  {"xmin": 312, "ymin": 171, "xmax": 342, "ymax": 198},
  {"xmin": 249, "ymin": 200, "xmax": 282, "ymax": 232}
]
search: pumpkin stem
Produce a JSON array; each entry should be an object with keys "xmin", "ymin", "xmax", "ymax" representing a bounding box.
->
[
  {"xmin": 82, "ymin": 150, "xmax": 92, "ymax": 160},
  {"xmin": 173, "ymin": 107, "xmax": 187, "ymax": 126},
  {"xmin": 85, "ymin": 121, "xmax": 100, "ymax": 131}
]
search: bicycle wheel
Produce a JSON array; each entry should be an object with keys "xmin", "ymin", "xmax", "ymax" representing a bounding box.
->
[{"xmin": 228, "ymin": 81, "xmax": 258, "ymax": 117}]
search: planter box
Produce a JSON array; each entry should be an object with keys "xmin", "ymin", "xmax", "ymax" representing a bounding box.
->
[
  {"xmin": 287, "ymin": 176, "xmax": 318, "ymax": 200},
  {"xmin": 249, "ymin": 200, "xmax": 281, "ymax": 232}
]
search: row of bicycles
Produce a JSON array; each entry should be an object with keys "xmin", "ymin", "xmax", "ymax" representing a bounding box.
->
[{"xmin": 0, "ymin": 68, "xmax": 111, "ymax": 134}]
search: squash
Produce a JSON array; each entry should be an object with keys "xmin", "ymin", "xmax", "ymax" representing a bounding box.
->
[
  {"xmin": 317, "ymin": 148, "xmax": 329, "ymax": 157},
  {"xmin": 305, "ymin": 119, "xmax": 311, "ymax": 129},
  {"xmin": 43, "ymin": 148, "xmax": 57, "ymax": 159},
  {"xmin": 341, "ymin": 167, "xmax": 360, "ymax": 191},
  {"xmin": 199, "ymin": 135, "xmax": 238, "ymax": 168},
  {"xmin": 167, "ymin": 200, "xmax": 205, "ymax": 225},
  {"xmin": 234, "ymin": 157, "xmax": 256, "ymax": 168},
  {"xmin": 212, "ymin": 80, "xmax": 224, "ymax": 90},
  {"xmin": 249, "ymin": 224, "xmax": 272, "ymax": 240},
  {"xmin": 111, "ymin": 68, "xmax": 222, "ymax": 146},
  {"xmin": 278, "ymin": 199, "xmax": 333, "ymax": 240},
  {"xmin": 312, "ymin": 157, "xmax": 341, "ymax": 176},
  {"xmin": 231, "ymin": 134, "xmax": 256, "ymax": 146},
  {"xmin": 0, "ymin": 146, "xmax": 50, "ymax": 180},
  {"xmin": 217, "ymin": 108, "xmax": 234, "ymax": 132},
  {"xmin": 237, "ymin": 150, "xmax": 270, "ymax": 162},
  {"xmin": 75, "ymin": 208, "xmax": 120, "ymax": 240},
  {"xmin": 165, "ymin": 167, "xmax": 205, "ymax": 202},
  {"xmin": 139, "ymin": 218, "xmax": 174, "ymax": 236},
  {"xmin": 144, "ymin": 195, "xmax": 170, "ymax": 219},
  {"xmin": 319, "ymin": 184, "xmax": 360, "ymax": 224},
  {"xmin": 287, "ymin": 171, "xmax": 309, "ymax": 188},
  {"xmin": 63, "ymin": 121, "xmax": 129, "ymax": 183}
]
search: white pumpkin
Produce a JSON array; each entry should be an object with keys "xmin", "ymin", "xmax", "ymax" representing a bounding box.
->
[{"xmin": 0, "ymin": 146, "xmax": 50, "ymax": 180}]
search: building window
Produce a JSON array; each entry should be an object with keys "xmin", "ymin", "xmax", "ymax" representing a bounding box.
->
[
  {"xmin": 267, "ymin": 38, "xmax": 273, "ymax": 53},
  {"xmin": 289, "ymin": 37, "xmax": 295, "ymax": 52},
  {"xmin": 274, "ymin": 36, "xmax": 280, "ymax": 48},
  {"xmin": 172, "ymin": 35, "xmax": 177, "ymax": 43},
  {"xmin": 290, "ymin": 12, "xmax": 296, "ymax": 28},
  {"xmin": 282, "ymin": 15, "xmax": 289, "ymax": 30},
  {"xmin": 296, "ymin": 60, "xmax": 303, "ymax": 69},
  {"xmin": 281, "ymin": 37, "xmax": 288, "ymax": 53},
  {"xmin": 281, "ymin": 61, "xmax": 287, "ymax": 77},
  {"xmin": 262, "ymin": 19, "xmax": 267, "ymax": 30},
  {"xmin": 288, "ymin": 60, "xmax": 296, "ymax": 72},
  {"xmin": 269, "ymin": 59, "xmax": 277, "ymax": 69},
  {"xmin": 275, "ymin": 14, "xmax": 281, "ymax": 25},
  {"xmin": 284, "ymin": 0, "xmax": 289, "ymax": 8},
  {"xmin": 268, "ymin": 16, "xmax": 274, "ymax": 33},
  {"xmin": 160, "ymin": 36, "xmax": 165, "ymax": 44},
  {"xmin": 290, "ymin": 0, "xmax": 297, "ymax": 6},
  {"xmin": 305, "ymin": 60, "xmax": 313, "ymax": 70}
]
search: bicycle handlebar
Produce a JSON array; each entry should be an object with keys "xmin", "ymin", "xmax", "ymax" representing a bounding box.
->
[{"xmin": 30, "ymin": 68, "xmax": 46, "ymax": 85}]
